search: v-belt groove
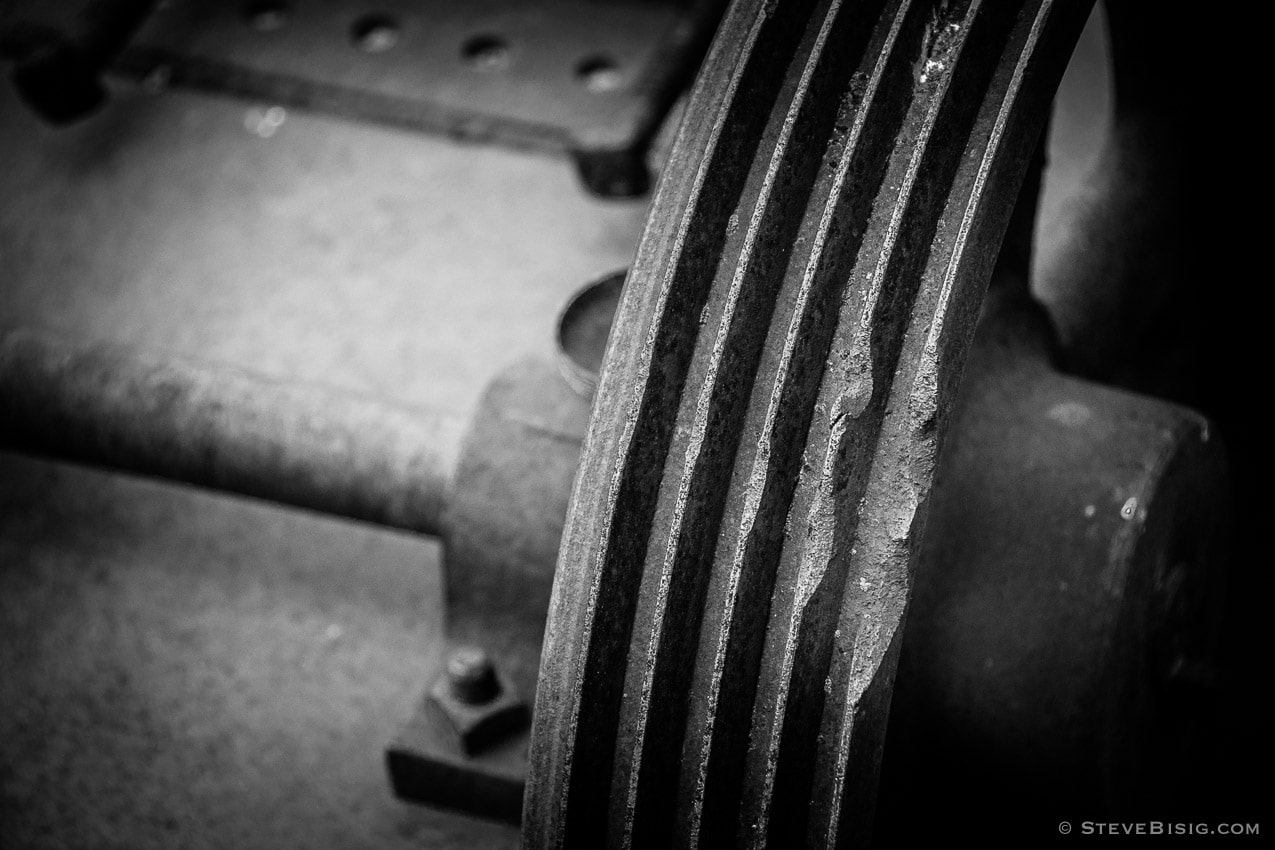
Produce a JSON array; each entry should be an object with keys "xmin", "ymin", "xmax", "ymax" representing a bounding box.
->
[
  {"xmin": 739, "ymin": 1, "xmax": 1005, "ymax": 845},
  {"xmin": 607, "ymin": 0, "xmax": 897, "ymax": 847},
  {"xmin": 679, "ymin": 0, "xmax": 916, "ymax": 845},
  {"xmin": 821, "ymin": 5, "xmax": 1050, "ymax": 846},
  {"xmin": 533, "ymin": 0, "xmax": 830, "ymax": 847},
  {"xmin": 526, "ymin": 0, "xmax": 1092, "ymax": 846}
]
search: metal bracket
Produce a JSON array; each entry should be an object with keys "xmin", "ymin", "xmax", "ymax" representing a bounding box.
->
[{"xmin": 0, "ymin": 0, "xmax": 726, "ymax": 195}]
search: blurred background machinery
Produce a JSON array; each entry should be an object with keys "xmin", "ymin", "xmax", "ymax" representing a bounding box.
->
[{"xmin": 0, "ymin": 1, "xmax": 1262, "ymax": 847}]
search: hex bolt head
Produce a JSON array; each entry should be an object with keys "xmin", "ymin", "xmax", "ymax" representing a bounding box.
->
[{"xmin": 446, "ymin": 647, "xmax": 500, "ymax": 705}]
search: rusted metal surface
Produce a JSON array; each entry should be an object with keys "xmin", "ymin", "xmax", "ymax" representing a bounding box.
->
[
  {"xmin": 525, "ymin": 0, "xmax": 1091, "ymax": 846},
  {"xmin": 0, "ymin": 0, "xmax": 727, "ymax": 195},
  {"xmin": 0, "ymin": 327, "xmax": 464, "ymax": 537}
]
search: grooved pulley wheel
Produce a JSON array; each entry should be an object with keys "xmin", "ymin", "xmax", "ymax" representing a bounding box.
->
[{"xmin": 525, "ymin": 0, "xmax": 1093, "ymax": 846}]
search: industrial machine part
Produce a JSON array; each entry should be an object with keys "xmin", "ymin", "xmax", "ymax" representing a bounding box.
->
[
  {"xmin": 392, "ymin": 258, "xmax": 1228, "ymax": 845},
  {"xmin": 0, "ymin": 0, "xmax": 726, "ymax": 194},
  {"xmin": 0, "ymin": 295, "xmax": 1233, "ymax": 840},
  {"xmin": 0, "ymin": 0, "xmax": 1250, "ymax": 845},
  {"xmin": 2, "ymin": 287, "xmax": 1229, "ymax": 841},
  {"xmin": 877, "ymin": 291, "xmax": 1228, "ymax": 839},
  {"xmin": 526, "ymin": 1, "xmax": 1098, "ymax": 846},
  {"xmin": 0, "ymin": 327, "xmax": 464, "ymax": 537}
]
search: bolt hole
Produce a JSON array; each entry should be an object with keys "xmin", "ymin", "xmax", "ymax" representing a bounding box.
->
[
  {"xmin": 461, "ymin": 34, "xmax": 510, "ymax": 71},
  {"xmin": 242, "ymin": 0, "xmax": 289, "ymax": 32},
  {"xmin": 576, "ymin": 55, "xmax": 624, "ymax": 93},
  {"xmin": 351, "ymin": 14, "xmax": 400, "ymax": 53}
]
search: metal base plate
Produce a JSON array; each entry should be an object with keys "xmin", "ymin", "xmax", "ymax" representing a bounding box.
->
[
  {"xmin": 387, "ymin": 691, "xmax": 529, "ymax": 825},
  {"xmin": 2, "ymin": 0, "xmax": 724, "ymax": 193}
]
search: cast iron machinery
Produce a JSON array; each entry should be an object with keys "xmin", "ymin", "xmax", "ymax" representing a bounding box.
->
[{"xmin": 0, "ymin": 0, "xmax": 1251, "ymax": 846}]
